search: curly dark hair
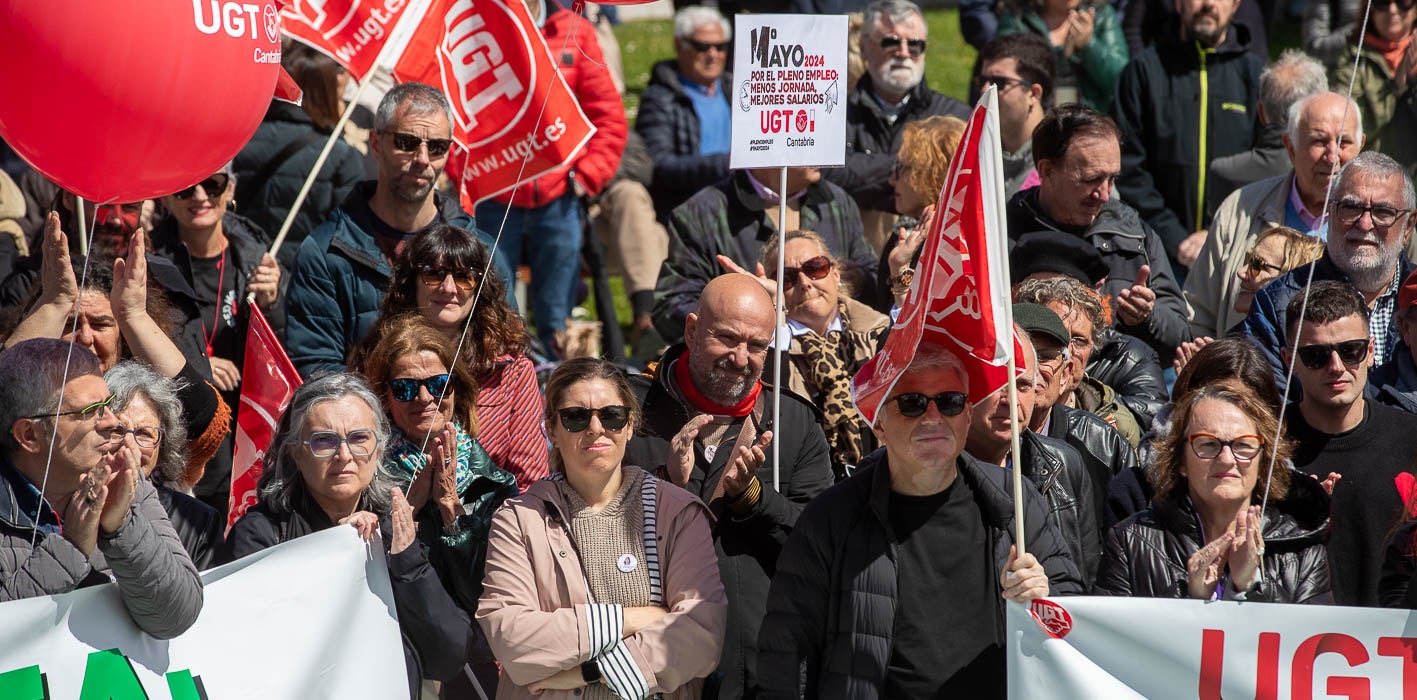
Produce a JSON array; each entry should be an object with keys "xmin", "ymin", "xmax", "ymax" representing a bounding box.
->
[{"xmin": 377, "ymin": 223, "xmax": 529, "ymax": 380}]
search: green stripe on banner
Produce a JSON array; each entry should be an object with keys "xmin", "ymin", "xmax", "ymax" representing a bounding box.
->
[
  {"xmin": 167, "ymin": 669, "xmax": 203, "ymax": 700},
  {"xmin": 79, "ymin": 649, "xmax": 147, "ymax": 700},
  {"xmin": 0, "ymin": 665, "xmax": 44, "ymax": 700}
]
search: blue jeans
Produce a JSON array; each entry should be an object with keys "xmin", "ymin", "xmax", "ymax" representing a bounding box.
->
[{"xmin": 475, "ymin": 193, "xmax": 583, "ymax": 347}]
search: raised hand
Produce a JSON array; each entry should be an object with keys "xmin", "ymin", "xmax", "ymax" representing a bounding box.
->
[
  {"xmin": 1187, "ymin": 532, "xmax": 1234, "ymax": 600},
  {"xmin": 1000, "ymin": 545, "xmax": 1050, "ymax": 602},
  {"xmin": 429, "ymin": 423, "xmax": 461, "ymax": 525},
  {"xmin": 1311, "ymin": 471, "xmax": 1342, "ymax": 495},
  {"xmin": 110, "ymin": 228, "xmax": 149, "ymax": 324},
  {"xmin": 1115, "ymin": 265, "xmax": 1156, "ymax": 327},
  {"xmin": 340, "ymin": 511, "xmax": 380, "ymax": 541},
  {"xmin": 40, "ymin": 212, "xmax": 78, "ymax": 307},
  {"xmin": 99, "ymin": 433, "xmax": 141, "ymax": 534},
  {"xmin": 716, "ymin": 255, "xmax": 777, "ymax": 301},
  {"xmin": 667, "ymin": 414, "xmax": 714, "ymax": 487},
  {"xmin": 722, "ymin": 430, "xmax": 773, "ymax": 498},
  {"xmin": 209, "ymin": 356, "xmax": 242, "ymax": 392},
  {"xmin": 1227, "ymin": 505, "xmax": 1264, "ymax": 594},
  {"xmin": 248, "ymin": 253, "xmax": 281, "ymax": 309},
  {"xmin": 389, "ymin": 487, "xmax": 417, "ymax": 555},
  {"xmin": 61, "ymin": 464, "xmax": 109, "ymax": 556},
  {"xmin": 1172, "ymin": 336, "xmax": 1215, "ymax": 374}
]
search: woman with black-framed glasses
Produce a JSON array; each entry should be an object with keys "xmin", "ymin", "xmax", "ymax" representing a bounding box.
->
[
  {"xmin": 1095, "ymin": 379, "xmax": 1331, "ymax": 602},
  {"xmin": 478, "ymin": 357, "xmax": 727, "ymax": 699}
]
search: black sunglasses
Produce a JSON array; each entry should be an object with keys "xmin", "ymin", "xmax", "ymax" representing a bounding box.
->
[
  {"xmin": 879, "ymin": 34, "xmax": 926, "ymax": 57},
  {"xmin": 173, "ymin": 174, "xmax": 231, "ymax": 200},
  {"xmin": 688, "ymin": 39, "xmax": 730, "ymax": 53},
  {"xmin": 768, "ymin": 255, "xmax": 833, "ymax": 290},
  {"xmin": 1243, "ymin": 253, "xmax": 1284, "ymax": 276},
  {"xmin": 419, "ymin": 266, "xmax": 476, "ymax": 292},
  {"xmin": 1385, "ymin": 0, "xmax": 1417, "ymax": 10},
  {"xmin": 388, "ymin": 374, "xmax": 451, "ymax": 402},
  {"xmin": 1295, "ymin": 339, "xmax": 1369, "ymax": 370},
  {"xmin": 382, "ymin": 130, "xmax": 452, "ymax": 157},
  {"xmin": 558, "ymin": 405, "xmax": 630, "ymax": 432},
  {"xmin": 891, "ymin": 392, "xmax": 968, "ymax": 418}
]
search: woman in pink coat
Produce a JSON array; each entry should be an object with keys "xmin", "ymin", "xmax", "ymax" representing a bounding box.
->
[{"xmin": 477, "ymin": 358, "xmax": 727, "ymax": 699}]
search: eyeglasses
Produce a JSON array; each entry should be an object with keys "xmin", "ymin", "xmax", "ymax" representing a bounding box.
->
[
  {"xmin": 879, "ymin": 35, "xmax": 926, "ymax": 57},
  {"xmin": 26, "ymin": 394, "xmax": 115, "ymax": 422},
  {"xmin": 105, "ymin": 425, "xmax": 164, "ymax": 449},
  {"xmin": 1335, "ymin": 201, "xmax": 1410, "ymax": 227},
  {"xmin": 1243, "ymin": 253, "xmax": 1284, "ymax": 277},
  {"xmin": 1036, "ymin": 345, "xmax": 1071, "ymax": 370},
  {"xmin": 381, "ymin": 131, "xmax": 452, "ymax": 158},
  {"xmin": 891, "ymin": 391, "xmax": 969, "ymax": 418},
  {"xmin": 173, "ymin": 174, "xmax": 231, "ymax": 200},
  {"xmin": 418, "ymin": 266, "xmax": 476, "ymax": 292},
  {"xmin": 1295, "ymin": 339, "xmax": 1369, "ymax": 370},
  {"xmin": 558, "ymin": 405, "xmax": 631, "ymax": 433},
  {"xmin": 687, "ymin": 39, "xmax": 730, "ymax": 53},
  {"xmin": 1187, "ymin": 433, "xmax": 1264, "ymax": 461},
  {"xmin": 304, "ymin": 430, "xmax": 377, "ymax": 458},
  {"xmin": 974, "ymin": 74, "xmax": 1032, "ymax": 91},
  {"xmin": 768, "ymin": 255, "xmax": 834, "ymax": 290},
  {"xmin": 388, "ymin": 374, "xmax": 451, "ymax": 402}
]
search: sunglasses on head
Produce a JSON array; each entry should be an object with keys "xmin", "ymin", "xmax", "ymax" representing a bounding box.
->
[
  {"xmin": 688, "ymin": 39, "xmax": 731, "ymax": 53},
  {"xmin": 892, "ymin": 391, "xmax": 968, "ymax": 418},
  {"xmin": 382, "ymin": 130, "xmax": 452, "ymax": 157},
  {"xmin": 558, "ymin": 405, "xmax": 630, "ymax": 432},
  {"xmin": 173, "ymin": 173, "xmax": 231, "ymax": 200},
  {"xmin": 1295, "ymin": 339, "xmax": 1369, "ymax": 370},
  {"xmin": 768, "ymin": 255, "xmax": 833, "ymax": 290},
  {"xmin": 1243, "ymin": 253, "xmax": 1284, "ymax": 277},
  {"xmin": 419, "ymin": 266, "xmax": 476, "ymax": 292},
  {"xmin": 388, "ymin": 374, "xmax": 451, "ymax": 402},
  {"xmin": 879, "ymin": 35, "xmax": 926, "ymax": 57}
]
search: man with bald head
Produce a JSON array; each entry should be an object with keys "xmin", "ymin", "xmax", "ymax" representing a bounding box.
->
[
  {"xmin": 1185, "ymin": 90, "xmax": 1366, "ymax": 337},
  {"xmin": 628, "ymin": 273, "xmax": 834, "ymax": 698}
]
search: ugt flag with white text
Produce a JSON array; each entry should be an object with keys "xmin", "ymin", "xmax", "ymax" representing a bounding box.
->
[
  {"xmin": 0, "ymin": 527, "xmax": 406, "ymax": 698},
  {"xmin": 392, "ymin": 0, "xmax": 596, "ymax": 206},
  {"xmin": 281, "ymin": 0, "xmax": 430, "ymax": 79},
  {"xmin": 1008, "ymin": 597, "xmax": 1417, "ymax": 698},
  {"xmin": 229, "ymin": 303, "xmax": 303, "ymax": 533}
]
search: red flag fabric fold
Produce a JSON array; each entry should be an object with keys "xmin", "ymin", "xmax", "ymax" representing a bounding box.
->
[{"xmin": 228, "ymin": 303, "xmax": 303, "ymax": 534}]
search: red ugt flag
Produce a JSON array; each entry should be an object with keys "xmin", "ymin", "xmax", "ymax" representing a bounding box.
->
[
  {"xmin": 852, "ymin": 88, "xmax": 1022, "ymax": 425},
  {"xmin": 228, "ymin": 304, "xmax": 303, "ymax": 534},
  {"xmin": 280, "ymin": 0, "xmax": 424, "ymax": 80},
  {"xmin": 392, "ymin": 0, "xmax": 596, "ymax": 206}
]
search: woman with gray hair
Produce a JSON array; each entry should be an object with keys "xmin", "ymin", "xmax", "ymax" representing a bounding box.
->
[
  {"xmin": 105, "ymin": 361, "xmax": 224, "ymax": 569},
  {"xmin": 216, "ymin": 373, "xmax": 472, "ymax": 699}
]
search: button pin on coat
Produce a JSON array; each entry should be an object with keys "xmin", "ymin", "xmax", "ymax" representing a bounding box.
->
[{"xmin": 618, "ymin": 554, "xmax": 638, "ymax": 573}]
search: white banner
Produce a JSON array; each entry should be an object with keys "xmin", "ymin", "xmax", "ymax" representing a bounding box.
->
[
  {"xmin": 0, "ymin": 526, "xmax": 407, "ymax": 698},
  {"xmin": 729, "ymin": 14, "xmax": 848, "ymax": 169},
  {"xmin": 1007, "ymin": 597, "xmax": 1417, "ymax": 699}
]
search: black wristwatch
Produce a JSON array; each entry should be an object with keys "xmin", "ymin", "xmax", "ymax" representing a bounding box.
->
[{"xmin": 580, "ymin": 660, "xmax": 602, "ymax": 684}]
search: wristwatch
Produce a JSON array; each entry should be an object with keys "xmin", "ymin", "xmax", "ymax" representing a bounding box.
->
[{"xmin": 580, "ymin": 660, "xmax": 602, "ymax": 684}]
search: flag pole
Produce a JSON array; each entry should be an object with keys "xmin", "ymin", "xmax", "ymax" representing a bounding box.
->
[
  {"xmin": 772, "ymin": 165, "xmax": 787, "ymax": 492},
  {"xmin": 75, "ymin": 196, "xmax": 88, "ymax": 258}
]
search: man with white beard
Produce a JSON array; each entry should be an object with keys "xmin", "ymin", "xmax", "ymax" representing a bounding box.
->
[
  {"xmin": 826, "ymin": 0, "xmax": 970, "ymax": 251},
  {"xmin": 1240, "ymin": 151, "xmax": 1417, "ymax": 387}
]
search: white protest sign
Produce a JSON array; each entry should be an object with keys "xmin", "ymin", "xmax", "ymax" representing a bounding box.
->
[
  {"xmin": 0, "ymin": 526, "xmax": 408, "ymax": 698},
  {"xmin": 729, "ymin": 14, "xmax": 848, "ymax": 169}
]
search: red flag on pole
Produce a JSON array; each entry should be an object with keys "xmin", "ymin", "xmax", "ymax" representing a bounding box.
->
[
  {"xmin": 391, "ymin": 0, "xmax": 596, "ymax": 207},
  {"xmin": 228, "ymin": 304, "xmax": 303, "ymax": 534},
  {"xmin": 279, "ymin": 0, "xmax": 426, "ymax": 80},
  {"xmin": 851, "ymin": 89, "xmax": 1021, "ymax": 425}
]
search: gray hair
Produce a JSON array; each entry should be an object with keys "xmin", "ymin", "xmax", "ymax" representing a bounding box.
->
[
  {"xmin": 257, "ymin": 373, "xmax": 397, "ymax": 517},
  {"xmin": 0, "ymin": 339, "xmax": 102, "ymax": 452},
  {"xmin": 105, "ymin": 361, "xmax": 189, "ymax": 487},
  {"xmin": 674, "ymin": 5, "xmax": 730, "ymax": 40},
  {"xmin": 861, "ymin": 0, "xmax": 926, "ymax": 39},
  {"xmin": 905, "ymin": 342, "xmax": 969, "ymax": 387},
  {"xmin": 1261, "ymin": 51, "xmax": 1327, "ymax": 132},
  {"xmin": 1330, "ymin": 150, "xmax": 1417, "ymax": 210},
  {"xmin": 1286, "ymin": 91, "xmax": 1362, "ymax": 148},
  {"xmin": 374, "ymin": 82, "xmax": 453, "ymax": 133}
]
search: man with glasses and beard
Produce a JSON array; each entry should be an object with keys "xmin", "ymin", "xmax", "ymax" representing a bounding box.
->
[
  {"xmin": 627, "ymin": 273, "xmax": 834, "ymax": 698},
  {"xmin": 1280, "ymin": 281, "xmax": 1417, "ymax": 606},
  {"xmin": 1241, "ymin": 151, "xmax": 1417, "ymax": 386},
  {"xmin": 285, "ymin": 83, "xmax": 477, "ymax": 379},
  {"xmin": 828, "ymin": 0, "xmax": 969, "ymax": 252},
  {"xmin": 757, "ymin": 340, "xmax": 1081, "ymax": 699}
]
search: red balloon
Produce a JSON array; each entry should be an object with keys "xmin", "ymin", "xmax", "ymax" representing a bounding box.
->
[{"xmin": 0, "ymin": 0, "xmax": 283, "ymax": 203}]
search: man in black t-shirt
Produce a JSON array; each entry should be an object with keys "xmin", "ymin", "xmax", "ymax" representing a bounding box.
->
[{"xmin": 758, "ymin": 342, "xmax": 1084, "ymax": 699}]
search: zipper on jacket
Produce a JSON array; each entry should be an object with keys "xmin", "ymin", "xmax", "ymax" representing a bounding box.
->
[{"xmin": 1195, "ymin": 42, "xmax": 1213, "ymax": 232}]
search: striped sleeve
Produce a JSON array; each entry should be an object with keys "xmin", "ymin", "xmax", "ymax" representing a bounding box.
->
[
  {"xmin": 597, "ymin": 640, "xmax": 651, "ymax": 699},
  {"xmin": 583, "ymin": 603, "xmax": 624, "ymax": 657}
]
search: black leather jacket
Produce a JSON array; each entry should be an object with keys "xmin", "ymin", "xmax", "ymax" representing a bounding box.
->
[
  {"xmin": 1045, "ymin": 404, "xmax": 1139, "ymax": 529},
  {"xmin": 1019, "ymin": 431, "xmax": 1100, "ymax": 585},
  {"xmin": 1095, "ymin": 471, "xmax": 1332, "ymax": 602},
  {"xmin": 1088, "ymin": 327, "xmax": 1168, "ymax": 431},
  {"xmin": 156, "ymin": 483, "xmax": 223, "ymax": 570}
]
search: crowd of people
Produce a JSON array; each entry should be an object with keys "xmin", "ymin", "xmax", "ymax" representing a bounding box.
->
[{"xmin": 2, "ymin": 0, "xmax": 1417, "ymax": 696}]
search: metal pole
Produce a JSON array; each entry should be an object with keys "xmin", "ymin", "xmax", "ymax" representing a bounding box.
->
[
  {"xmin": 772, "ymin": 165, "xmax": 788, "ymax": 492},
  {"xmin": 75, "ymin": 196, "xmax": 88, "ymax": 258}
]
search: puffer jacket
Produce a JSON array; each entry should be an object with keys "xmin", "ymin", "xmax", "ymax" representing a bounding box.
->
[
  {"xmin": 1020, "ymin": 430, "xmax": 1100, "ymax": 584},
  {"xmin": 1087, "ymin": 327, "xmax": 1166, "ymax": 430},
  {"xmin": 756, "ymin": 448, "xmax": 1084, "ymax": 699},
  {"xmin": 1370, "ymin": 341, "xmax": 1417, "ymax": 415},
  {"xmin": 652, "ymin": 172, "xmax": 879, "ymax": 343},
  {"xmin": 996, "ymin": 3, "xmax": 1129, "ymax": 112},
  {"xmin": 636, "ymin": 60, "xmax": 733, "ymax": 219},
  {"xmin": 1044, "ymin": 403, "xmax": 1140, "ymax": 529},
  {"xmin": 1095, "ymin": 471, "xmax": 1332, "ymax": 603},
  {"xmin": 489, "ymin": 1, "xmax": 627, "ymax": 208},
  {"xmin": 1008, "ymin": 187, "xmax": 1191, "ymax": 361},
  {"xmin": 1113, "ymin": 21, "xmax": 1265, "ymax": 259},
  {"xmin": 232, "ymin": 101, "xmax": 365, "ymax": 270},
  {"xmin": 285, "ymin": 181, "xmax": 474, "ymax": 379},
  {"xmin": 0, "ymin": 456, "xmax": 203, "ymax": 639},
  {"xmin": 1334, "ymin": 39, "xmax": 1417, "ymax": 173},
  {"xmin": 825, "ymin": 74, "xmax": 969, "ymax": 213}
]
